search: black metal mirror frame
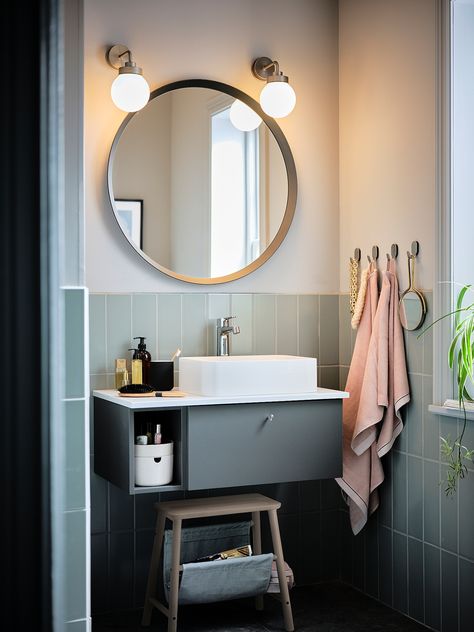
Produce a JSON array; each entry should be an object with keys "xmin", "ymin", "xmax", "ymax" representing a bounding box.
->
[{"xmin": 107, "ymin": 78, "xmax": 297, "ymax": 284}]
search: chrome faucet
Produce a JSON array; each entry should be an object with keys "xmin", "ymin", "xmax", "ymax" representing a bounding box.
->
[{"xmin": 216, "ymin": 316, "xmax": 240, "ymax": 356}]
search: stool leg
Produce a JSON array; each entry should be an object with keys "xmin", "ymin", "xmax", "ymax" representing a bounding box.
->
[
  {"xmin": 142, "ymin": 510, "xmax": 166, "ymax": 626},
  {"xmin": 252, "ymin": 511, "xmax": 264, "ymax": 611},
  {"xmin": 167, "ymin": 518, "xmax": 182, "ymax": 632},
  {"xmin": 268, "ymin": 509, "xmax": 294, "ymax": 632}
]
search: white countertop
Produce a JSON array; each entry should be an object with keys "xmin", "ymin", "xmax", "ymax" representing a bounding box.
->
[{"xmin": 93, "ymin": 387, "xmax": 349, "ymax": 409}]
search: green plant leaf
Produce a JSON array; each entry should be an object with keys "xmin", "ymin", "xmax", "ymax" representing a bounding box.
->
[
  {"xmin": 455, "ymin": 285, "xmax": 471, "ymax": 327},
  {"xmin": 448, "ymin": 329, "xmax": 463, "ymax": 368},
  {"xmin": 422, "ymin": 284, "xmax": 473, "ymax": 496}
]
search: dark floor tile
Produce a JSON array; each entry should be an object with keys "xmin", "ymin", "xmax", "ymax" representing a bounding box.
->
[{"xmin": 92, "ymin": 582, "xmax": 430, "ymax": 632}]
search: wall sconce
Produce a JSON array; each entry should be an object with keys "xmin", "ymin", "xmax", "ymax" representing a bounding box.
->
[
  {"xmin": 252, "ymin": 57, "xmax": 296, "ymax": 119},
  {"xmin": 229, "ymin": 99, "xmax": 262, "ymax": 132},
  {"xmin": 106, "ymin": 44, "xmax": 150, "ymax": 112}
]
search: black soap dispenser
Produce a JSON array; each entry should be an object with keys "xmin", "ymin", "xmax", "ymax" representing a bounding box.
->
[{"xmin": 133, "ymin": 336, "xmax": 151, "ymax": 384}]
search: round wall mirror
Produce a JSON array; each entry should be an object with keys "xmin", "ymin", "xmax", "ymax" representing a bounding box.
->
[
  {"xmin": 399, "ymin": 290, "xmax": 427, "ymax": 331},
  {"xmin": 107, "ymin": 79, "xmax": 297, "ymax": 284}
]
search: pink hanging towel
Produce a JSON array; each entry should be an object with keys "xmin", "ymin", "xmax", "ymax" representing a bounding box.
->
[
  {"xmin": 336, "ymin": 263, "xmax": 385, "ymax": 535},
  {"xmin": 376, "ymin": 258, "xmax": 410, "ymax": 456}
]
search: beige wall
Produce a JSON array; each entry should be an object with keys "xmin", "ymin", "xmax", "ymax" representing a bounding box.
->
[
  {"xmin": 339, "ymin": 0, "xmax": 436, "ymax": 292},
  {"xmin": 169, "ymin": 89, "xmax": 213, "ymax": 277},
  {"xmin": 84, "ymin": 0, "xmax": 340, "ymax": 293},
  {"xmin": 113, "ymin": 95, "xmax": 172, "ymax": 265},
  {"xmin": 85, "ymin": 0, "xmax": 438, "ymax": 294}
]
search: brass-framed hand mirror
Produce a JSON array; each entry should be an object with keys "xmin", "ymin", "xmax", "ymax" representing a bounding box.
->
[
  {"xmin": 107, "ymin": 79, "xmax": 297, "ymax": 284},
  {"xmin": 399, "ymin": 241, "xmax": 427, "ymax": 331}
]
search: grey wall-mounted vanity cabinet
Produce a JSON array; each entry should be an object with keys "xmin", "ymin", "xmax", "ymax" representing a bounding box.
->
[{"xmin": 93, "ymin": 390, "xmax": 347, "ymax": 495}]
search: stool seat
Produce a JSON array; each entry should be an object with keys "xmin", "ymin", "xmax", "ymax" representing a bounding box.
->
[
  {"xmin": 142, "ymin": 492, "xmax": 294, "ymax": 632},
  {"xmin": 155, "ymin": 493, "xmax": 281, "ymax": 520}
]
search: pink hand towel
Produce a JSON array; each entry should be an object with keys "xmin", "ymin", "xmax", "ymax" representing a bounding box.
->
[
  {"xmin": 376, "ymin": 258, "xmax": 410, "ymax": 456},
  {"xmin": 336, "ymin": 264, "xmax": 384, "ymax": 535}
]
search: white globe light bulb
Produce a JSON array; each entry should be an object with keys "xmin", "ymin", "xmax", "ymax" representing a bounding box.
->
[
  {"xmin": 229, "ymin": 99, "xmax": 262, "ymax": 131},
  {"xmin": 111, "ymin": 73, "xmax": 150, "ymax": 112},
  {"xmin": 260, "ymin": 81, "xmax": 296, "ymax": 118}
]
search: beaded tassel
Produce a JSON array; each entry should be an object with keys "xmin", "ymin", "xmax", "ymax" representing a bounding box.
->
[{"xmin": 349, "ymin": 257, "xmax": 359, "ymax": 316}]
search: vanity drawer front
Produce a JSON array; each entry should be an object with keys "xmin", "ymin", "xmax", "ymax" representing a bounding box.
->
[{"xmin": 186, "ymin": 400, "xmax": 342, "ymax": 490}]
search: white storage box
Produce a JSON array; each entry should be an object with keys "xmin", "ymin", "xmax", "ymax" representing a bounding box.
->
[{"xmin": 135, "ymin": 442, "xmax": 174, "ymax": 486}]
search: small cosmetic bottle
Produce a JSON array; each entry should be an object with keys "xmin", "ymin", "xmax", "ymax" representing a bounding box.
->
[
  {"xmin": 115, "ymin": 358, "xmax": 127, "ymax": 389},
  {"xmin": 153, "ymin": 424, "xmax": 162, "ymax": 445}
]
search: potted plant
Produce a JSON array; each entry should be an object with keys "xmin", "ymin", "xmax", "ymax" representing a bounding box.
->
[{"xmin": 423, "ymin": 284, "xmax": 474, "ymax": 494}]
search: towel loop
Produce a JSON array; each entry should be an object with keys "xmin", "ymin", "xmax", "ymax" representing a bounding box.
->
[
  {"xmin": 367, "ymin": 255, "xmax": 372, "ymax": 264},
  {"xmin": 372, "ymin": 245, "xmax": 379, "ymax": 261}
]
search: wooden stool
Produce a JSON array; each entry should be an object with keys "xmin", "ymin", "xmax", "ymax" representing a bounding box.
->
[{"xmin": 142, "ymin": 493, "xmax": 294, "ymax": 632}]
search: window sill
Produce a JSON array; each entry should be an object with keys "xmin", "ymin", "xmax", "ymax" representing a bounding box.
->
[{"xmin": 429, "ymin": 400, "xmax": 474, "ymax": 421}]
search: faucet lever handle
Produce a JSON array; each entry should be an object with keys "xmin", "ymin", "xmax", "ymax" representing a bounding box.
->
[
  {"xmin": 223, "ymin": 316, "xmax": 237, "ymax": 326},
  {"xmin": 233, "ymin": 325, "xmax": 240, "ymax": 335}
]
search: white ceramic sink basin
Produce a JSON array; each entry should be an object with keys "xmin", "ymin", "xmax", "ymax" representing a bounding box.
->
[{"xmin": 179, "ymin": 355, "xmax": 318, "ymax": 397}]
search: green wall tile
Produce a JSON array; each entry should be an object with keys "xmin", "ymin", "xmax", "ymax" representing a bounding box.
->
[
  {"xmin": 441, "ymin": 464, "xmax": 458, "ymax": 553},
  {"xmin": 339, "ymin": 366, "xmax": 349, "ymax": 390},
  {"xmin": 91, "ymin": 534, "xmax": 107, "ymax": 613},
  {"xmin": 106, "ymin": 295, "xmax": 132, "ymax": 373},
  {"xmin": 109, "ymin": 532, "xmax": 134, "ymax": 611},
  {"xmin": 320, "ymin": 295, "xmax": 339, "ymax": 365},
  {"xmin": 406, "ymin": 374, "xmax": 422, "ymax": 456},
  {"xmin": 407, "ymin": 456, "xmax": 423, "ymax": 539},
  {"xmin": 89, "ymin": 374, "xmax": 109, "ymax": 391},
  {"xmin": 393, "ymin": 533, "xmax": 408, "ymax": 614},
  {"xmin": 65, "ymin": 400, "xmax": 86, "ymax": 511},
  {"xmin": 339, "ymin": 294, "xmax": 352, "ymax": 366},
  {"xmin": 65, "ymin": 288, "xmax": 86, "ymax": 399},
  {"xmin": 441, "ymin": 551, "xmax": 458, "ymax": 632},
  {"xmin": 230, "ymin": 294, "xmax": 253, "ymax": 355},
  {"xmin": 423, "ymin": 460, "xmax": 440, "ymax": 546},
  {"xmin": 424, "ymin": 544, "xmax": 441, "ymax": 630},
  {"xmin": 423, "ymin": 376, "xmax": 440, "ymax": 460},
  {"xmin": 459, "ymin": 470, "xmax": 474, "ymax": 560},
  {"xmin": 254, "ymin": 294, "xmax": 276, "ymax": 354},
  {"xmin": 408, "ymin": 538, "xmax": 424, "ymax": 623},
  {"xmin": 182, "ymin": 294, "xmax": 207, "ymax": 357},
  {"xmin": 393, "ymin": 451, "xmax": 407, "ymax": 533},
  {"xmin": 364, "ymin": 519, "xmax": 379, "ymax": 599},
  {"xmin": 132, "ymin": 294, "xmax": 157, "ymax": 359},
  {"xmin": 89, "ymin": 294, "xmax": 106, "ymax": 374},
  {"xmin": 378, "ymin": 452, "xmax": 393, "ymax": 528},
  {"xmin": 276, "ymin": 295, "xmax": 298, "ymax": 355},
  {"xmin": 65, "ymin": 510, "xmax": 87, "ymax": 621},
  {"xmin": 300, "ymin": 512, "xmax": 322, "ymax": 585},
  {"xmin": 460, "ymin": 558, "xmax": 474, "ymax": 632},
  {"xmin": 157, "ymin": 294, "xmax": 181, "ymax": 361},
  {"xmin": 378, "ymin": 526, "xmax": 393, "ymax": 606},
  {"xmin": 298, "ymin": 295, "xmax": 319, "ymax": 359},
  {"xmin": 299, "ymin": 480, "xmax": 321, "ymax": 512},
  {"xmin": 422, "ymin": 291, "xmax": 433, "ymax": 375},
  {"xmin": 320, "ymin": 366, "xmax": 340, "ymax": 390},
  {"xmin": 404, "ymin": 328, "xmax": 423, "ymax": 375},
  {"xmin": 207, "ymin": 294, "xmax": 230, "ymax": 355}
]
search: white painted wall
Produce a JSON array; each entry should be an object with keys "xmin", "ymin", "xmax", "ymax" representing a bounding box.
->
[
  {"xmin": 84, "ymin": 0, "xmax": 340, "ymax": 293},
  {"xmin": 339, "ymin": 0, "xmax": 436, "ymax": 292}
]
